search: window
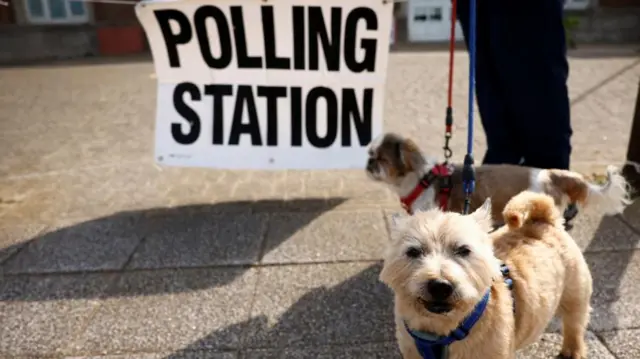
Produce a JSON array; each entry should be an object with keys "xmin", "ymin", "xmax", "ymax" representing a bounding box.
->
[
  {"xmin": 413, "ymin": 6, "xmax": 443, "ymax": 22},
  {"xmin": 25, "ymin": 0, "xmax": 89, "ymax": 24}
]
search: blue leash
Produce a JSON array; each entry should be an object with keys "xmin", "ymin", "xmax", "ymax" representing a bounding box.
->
[{"xmin": 462, "ymin": 0, "xmax": 477, "ymax": 215}]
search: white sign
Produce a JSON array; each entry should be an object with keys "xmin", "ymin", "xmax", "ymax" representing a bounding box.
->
[{"xmin": 136, "ymin": 0, "xmax": 393, "ymax": 170}]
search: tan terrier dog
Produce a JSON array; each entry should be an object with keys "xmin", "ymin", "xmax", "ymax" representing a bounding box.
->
[{"xmin": 380, "ymin": 191, "xmax": 593, "ymax": 359}]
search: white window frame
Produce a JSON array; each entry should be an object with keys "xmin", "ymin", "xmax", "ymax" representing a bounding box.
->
[
  {"xmin": 24, "ymin": 0, "xmax": 90, "ymax": 24},
  {"xmin": 564, "ymin": 0, "xmax": 591, "ymax": 10}
]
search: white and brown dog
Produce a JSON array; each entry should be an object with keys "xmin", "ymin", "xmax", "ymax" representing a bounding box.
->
[
  {"xmin": 380, "ymin": 191, "xmax": 593, "ymax": 359},
  {"xmin": 365, "ymin": 132, "xmax": 630, "ymax": 225}
]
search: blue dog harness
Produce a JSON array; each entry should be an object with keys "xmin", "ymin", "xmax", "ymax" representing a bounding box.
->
[
  {"xmin": 405, "ymin": 291, "xmax": 490, "ymax": 359},
  {"xmin": 405, "ymin": 264, "xmax": 514, "ymax": 359}
]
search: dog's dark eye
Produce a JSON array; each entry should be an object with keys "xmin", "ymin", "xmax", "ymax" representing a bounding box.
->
[
  {"xmin": 405, "ymin": 247, "xmax": 423, "ymax": 259},
  {"xmin": 454, "ymin": 245, "xmax": 471, "ymax": 257}
]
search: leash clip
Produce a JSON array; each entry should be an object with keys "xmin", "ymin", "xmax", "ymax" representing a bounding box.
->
[
  {"xmin": 462, "ymin": 154, "xmax": 476, "ymax": 214},
  {"xmin": 443, "ymin": 108, "xmax": 454, "ymax": 162}
]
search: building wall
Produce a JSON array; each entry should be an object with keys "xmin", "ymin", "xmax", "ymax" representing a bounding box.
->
[
  {"xmin": 0, "ymin": 0, "xmax": 638, "ymax": 65},
  {"xmin": 572, "ymin": 7, "xmax": 640, "ymax": 43},
  {"xmin": 0, "ymin": 24, "xmax": 97, "ymax": 64},
  {"xmin": 0, "ymin": 0, "xmax": 144, "ymax": 65},
  {"xmin": 93, "ymin": 2, "xmax": 139, "ymax": 25},
  {"xmin": 395, "ymin": 0, "xmax": 640, "ymax": 44}
]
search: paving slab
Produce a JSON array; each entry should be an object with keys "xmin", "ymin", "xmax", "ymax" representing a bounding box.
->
[
  {"xmin": 65, "ymin": 350, "xmax": 237, "ymax": 359},
  {"xmin": 0, "ymin": 166, "xmax": 354, "ymax": 229},
  {"xmin": 242, "ymin": 342, "xmax": 400, "ymax": 359},
  {"xmin": 127, "ymin": 212, "xmax": 268, "ymax": 269},
  {"xmin": 0, "ymin": 163, "xmax": 172, "ymax": 226},
  {"xmin": 0, "ymin": 63, "xmax": 156, "ymax": 178},
  {"xmin": 589, "ymin": 300, "xmax": 640, "ymax": 333},
  {"xmin": 243, "ymin": 263, "xmax": 394, "ymax": 349},
  {"xmin": 0, "ymin": 224, "xmax": 46, "ymax": 265},
  {"xmin": 0, "ymin": 119, "xmax": 152, "ymax": 179},
  {"xmin": 261, "ymin": 210, "xmax": 387, "ymax": 264},
  {"xmin": 224, "ymin": 171, "xmax": 289, "ymax": 202},
  {"xmin": 585, "ymin": 250, "xmax": 640, "ymax": 332},
  {"xmin": 599, "ymin": 329, "xmax": 640, "ymax": 359},
  {"xmin": 0, "ymin": 273, "xmax": 116, "ymax": 357},
  {"xmin": 242, "ymin": 331, "xmax": 617, "ymax": 358},
  {"xmin": 570, "ymin": 211, "xmax": 640, "ymax": 252},
  {"xmin": 515, "ymin": 332, "xmax": 615, "ymax": 359},
  {"xmin": 586, "ymin": 250, "xmax": 640, "ymax": 304},
  {"xmin": 66, "ymin": 268, "xmax": 257, "ymax": 355},
  {"xmin": 282, "ymin": 170, "xmax": 396, "ymax": 204},
  {"xmin": 2, "ymin": 215, "xmax": 143, "ymax": 274}
]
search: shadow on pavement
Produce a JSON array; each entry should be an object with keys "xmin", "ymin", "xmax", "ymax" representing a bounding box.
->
[
  {"xmin": 156, "ymin": 201, "xmax": 640, "ymax": 358},
  {"xmin": 0, "ymin": 198, "xmax": 346, "ymax": 300},
  {"xmin": 163, "ymin": 263, "xmax": 400, "ymax": 359},
  {"xmin": 582, "ymin": 199, "xmax": 640, "ymax": 333},
  {"xmin": 2, "ymin": 198, "xmax": 637, "ymax": 357}
]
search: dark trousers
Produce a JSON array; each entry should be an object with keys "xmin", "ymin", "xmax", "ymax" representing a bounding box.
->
[{"xmin": 456, "ymin": 0, "xmax": 573, "ymax": 170}]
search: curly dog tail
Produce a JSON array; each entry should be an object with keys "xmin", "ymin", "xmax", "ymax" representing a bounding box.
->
[
  {"xmin": 502, "ymin": 191, "xmax": 563, "ymax": 230},
  {"xmin": 546, "ymin": 166, "xmax": 631, "ymax": 215}
]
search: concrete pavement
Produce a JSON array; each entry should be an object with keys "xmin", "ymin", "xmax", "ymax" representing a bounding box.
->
[{"xmin": 1, "ymin": 48, "xmax": 640, "ymax": 358}]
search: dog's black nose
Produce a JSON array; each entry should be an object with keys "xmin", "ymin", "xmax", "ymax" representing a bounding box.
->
[
  {"xmin": 427, "ymin": 279, "xmax": 454, "ymax": 300},
  {"xmin": 366, "ymin": 158, "xmax": 376, "ymax": 171}
]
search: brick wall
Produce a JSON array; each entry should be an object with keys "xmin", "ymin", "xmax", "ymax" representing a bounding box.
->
[
  {"xmin": 92, "ymin": 1, "xmax": 149, "ymax": 56},
  {"xmin": 0, "ymin": 25, "xmax": 97, "ymax": 64},
  {"xmin": 0, "ymin": 0, "xmax": 148, "ymax": 64},
  {"xmin": 571, "ymin": 6, "xmax": 640, "ymax": 43},
  {"xmin": 93, "ymin": 1, "xmax": 139, "ymax": 25}
]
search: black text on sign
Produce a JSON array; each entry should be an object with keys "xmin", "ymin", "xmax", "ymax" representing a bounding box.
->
[
  {"xmin": 153, "ymin": 5, "xmax": 379, "ymax": 148},
  {"xmin": 173, "ymin": 83, "xmax": 373, "ymax": 148}
]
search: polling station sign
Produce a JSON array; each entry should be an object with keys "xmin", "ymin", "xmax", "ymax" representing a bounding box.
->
[{"xmin": 136, "ymin": 0, "xmax": 393, "ymax": 169}]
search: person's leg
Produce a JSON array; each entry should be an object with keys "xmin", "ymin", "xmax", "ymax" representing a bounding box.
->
[
  {"xmin": 489, "ymin": 0, "xmax": 572, "ymax": 170},
  {"xmin": 488, "ymin": 0, "xmax": 576, "ymax": 226},
  {"xmin": 457, "ymin": 0, "xmax": 522, "ymax": 165}
]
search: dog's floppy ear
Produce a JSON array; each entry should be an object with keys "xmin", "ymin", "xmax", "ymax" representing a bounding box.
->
[
  {"xmin": 398, "ymin": 138, "xmax": 424, "ymax": 172},
  {"xmin": 470, "ymin": 198, "xmax": 493, "ymax": 232}
]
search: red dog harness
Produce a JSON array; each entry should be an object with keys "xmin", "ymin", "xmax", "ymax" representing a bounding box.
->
[{"xmin": 400, "ymin": 164, "xmax": 453, "ymax": 214}]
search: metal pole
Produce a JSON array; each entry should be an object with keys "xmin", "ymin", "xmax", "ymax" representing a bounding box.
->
[{"xmin": 623, "ymin": 79, "xmax": 640, "ymax": 196}]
